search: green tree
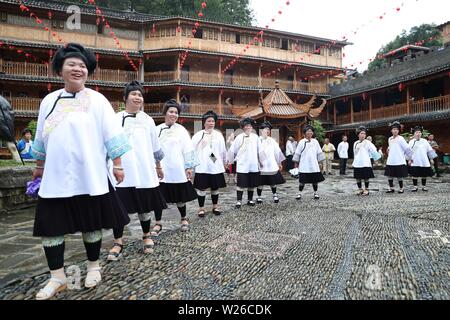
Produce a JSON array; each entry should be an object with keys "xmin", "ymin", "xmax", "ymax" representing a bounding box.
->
[
  {"xmin": 368, "ymin": 24, "xmax": 442, "ymax": 72},
  {"xmin": 70, "ymin": 0, "xmax": 254, "ymax": 25},
  {"xmin": 310, "ymin": 120, "xmax": 325, "ymax": 144},
  {"xmin": 27, "ymin": 120, "xmax": 37, "ymax": 139}
]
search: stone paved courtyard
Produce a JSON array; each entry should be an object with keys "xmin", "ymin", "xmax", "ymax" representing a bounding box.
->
[{"xmin": 0, "ymin": 170, "xmax": 449, "ymax": 300}]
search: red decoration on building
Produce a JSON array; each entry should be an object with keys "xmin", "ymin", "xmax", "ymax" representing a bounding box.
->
[
  {"xmin": 47, "ymin": 83, "xmax": 52, "ymax": 92},
  {"xmin": 398, "ymin": 83, "xmax": 404, "ymax": 92}
]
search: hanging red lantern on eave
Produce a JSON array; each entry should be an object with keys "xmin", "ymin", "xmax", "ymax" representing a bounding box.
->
[{"xmin": 398, "ymin": 83, "xmax": 404, "ymax": 92}]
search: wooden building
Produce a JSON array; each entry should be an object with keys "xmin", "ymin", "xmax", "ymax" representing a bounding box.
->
[
  {"xmin": 0, "ymin": 0, "xmax": 347, "ymax": 157},
  {"xmin": 325, "ymin": 44, "xmax": 450, "ymax": 156}
]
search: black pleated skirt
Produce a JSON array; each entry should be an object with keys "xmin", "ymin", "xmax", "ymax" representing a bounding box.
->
[
  {"xmin": 193, "ymin": 173, "xmax": 227, "ymax": 190},
  {"xmin": 384, "ymin": 165, "xmax": 408, "ymax": 178},
  {"xmin": 237, "ymin": 172, "xmax": 261, "ymax": 188},
  {"xmin": 159, "ymin": 181, "xmax": 198, "ymax": 204},
  {"xmin": 259, "ymin": 171, "xmax": 286, "ymax": 186},
  {"xmin": 409, "ymin": 166, "xmax": 434, "ymax": 178},
  {"xmin": 116, "ymin": 186, "xmax": 168, "ymax": 214},
  {"xmin": 299, "ymin": 172, "xmax": 325, "ymax": 184},
  {"xmin": 33, "ymin": 182, "xmax": 130, "ymax": 237},
  {"xmin": 353, "ymin": 167, "xmax": 375, "ymax": 180}
]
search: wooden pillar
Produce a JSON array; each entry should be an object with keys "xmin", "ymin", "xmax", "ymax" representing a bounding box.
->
[
  {"xmin": 406, "ymin": 86, "xmax": 411, "ymax": 114},
  {"xmin": 369, "ymin": 95, "xmax": 373, "ymax": 120},
  {"xmin": 293, "ymin": 68, "xmax": 298, "ymax": 90},
  {"xmin": 139, "ymin": 60, "xmax": 144, "ymax": 82},
  {"xmin": 333, "ymin": 102, "xmax": 337, "ymax": 125},
  {"xmin": 176, "ymin": 55, "xmax": 181, "ymax": 80},
  {"xmin": 176, "ymin": 87, "xmax": 180, "ymax": 103},
  {"xmin": 218, "ymin": 57, "xmax": 222, "ymax": 83},
  {"xmin": 218, "ymin": 90, "xmax": 223, "ymax": 115},
  {"xmin": 258, "ymin": 63, "xmax": 262, "ymax": 87},
  {"xmin": 350, "ymin": 98, "xmax": 354, "ymax": 123}
]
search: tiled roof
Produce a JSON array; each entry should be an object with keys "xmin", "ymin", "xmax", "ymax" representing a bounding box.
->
[
  {"xmin": 236, "ymin": 82, "xmax": 327, "ymax": 119},
  {"xmin": 329, "ymin": 44, "xmax": 450, "ymax": 99}
]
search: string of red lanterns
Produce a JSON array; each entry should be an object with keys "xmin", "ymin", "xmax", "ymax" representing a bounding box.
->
[
  {"xmin": 343, "ymin": 31, "xmax": 448, "ymax": 71},
  {"xmin": 222, "ymin": 1, "xmax": 291, "ymax": 74},
  {"xmin": 17, "ymin": 0, "xmax": 65, "ymax": 43},
  {"xmin": 179, "ymin": 1, "xmax": 208, "ymax": 70},
  {"xmin": 262, "ymin": 0, "xmax": 420, "ymax": 80},
  {"xmin": 83, "ymin": 0, "xmax": 139, "ymax": 72}
]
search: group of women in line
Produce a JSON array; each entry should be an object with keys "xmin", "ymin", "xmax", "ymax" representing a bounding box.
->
[{"xmin": 29, "ymin": 43, "xmax": 438, "ymax": 300}]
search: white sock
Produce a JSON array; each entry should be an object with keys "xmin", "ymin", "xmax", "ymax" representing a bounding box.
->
[
  {"xmin": 87, "ymin": 260, "xmax": 100, "ymax": 271},
  {"xmin": 49, "ymin": 268, "xmax": 66, "ymax": 282}
]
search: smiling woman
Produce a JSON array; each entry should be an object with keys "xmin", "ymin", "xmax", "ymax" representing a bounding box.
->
[{"xmin": 30, "ymin": 43, "xmax": 131, "ymax": 300}]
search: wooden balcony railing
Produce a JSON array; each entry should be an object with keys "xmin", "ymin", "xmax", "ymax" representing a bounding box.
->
[
  {"xmin": 9, "ymin": 97, "xmax": 42, "ymax": 112},
  {"xmin": 144, "ymin": 70, "xmax": 328, "ymax": 93},
  {"xmin": 335, "ymin": 94, "xmax": 450, "ymax": 125},
  {"xmin": 92, "ymin": 68, "xmax": 138, "ymax": 82},
  {"xmin": 0, "ymin": 60, "xmax": 48, "ymax": 77},
  {"xmin": 0, "ymin": 59, "xmax": 138, "ymax": 83},
  {"xmin": 144, "ymin": 71, "xmax": 176, "ymax": 82},
  {"xmin": 143, "ymin": 103, "xmax": 236, "ymax": 116},
  {"xmin": 411, "ymin": 95, "xmax": 450, "ymax": 114}
]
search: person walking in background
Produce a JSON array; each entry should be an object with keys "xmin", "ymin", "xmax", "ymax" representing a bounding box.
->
[
  {"xmin": 427, "ymin": 134, "xmax": 442, "ymax": 177},
  {"xmin": 337, "ymin": 135, "xmax": 349, "ymax": 175},
  {"xmin": 285, "ymin": 136, "xmax": 296, "ymax": 172},
  {"xmin": 322, "ymin": 138, "xmax": 336, "ymax": 175}
]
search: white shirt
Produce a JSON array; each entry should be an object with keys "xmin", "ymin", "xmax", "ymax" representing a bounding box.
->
[
  {"xmin": 322, "ymin": 143, "xmax": 336, "ymax": 159},
  {"xmin": 293, "ymin": 138, "xmax": 323, "ymax": 173},
  {"xmin": 31, "ymin": 88, "xmax": 130, "ymax": 198},
  {"xmin": 259, "ymin": 136, "xmax": 286, "ymax": 174},
  {"xmin": 386, "ymin": 136, "xmax": 413, "ymax": 166},
  {"xmin": 111, "ymin": 111, "xmax": 162, "ymax": 189},
  {"xmin": 409, "ymin": 138, "xmax": 433, "ymax": 168},
  {"xmin": 353, "ymin": 140, "xmax": 377, "ymax": 168},
  {"xmin": 192, "ymin": 129, "xmax": 227, "ymax": 175},
  {"xmin": 157, "ymin": 123, "xmax": 197, "ymax": 183},
  {"xmin": 337, "ymin": 141, "xmax": 349, "ymax": 159},
  {"xmin": 285, "ymin": 140, "xmax": 295, "ymax": 156},
  {"xmin": 228, "ymin": 132, "xmax": 262, "ymax": 173}
]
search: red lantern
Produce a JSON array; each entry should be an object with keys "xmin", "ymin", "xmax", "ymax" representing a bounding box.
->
[
  {"xmin": 47, "ymin": 83, "xmax": 52, "ymax": 92},
  {"xmin": 398, "ymin": 83, "xmax": 404, "ymax": 92}
]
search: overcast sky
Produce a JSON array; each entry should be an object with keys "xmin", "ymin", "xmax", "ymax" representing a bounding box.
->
[{"xmin": 250, "ymin": 0, "xmax": 450, "ymax": 71}]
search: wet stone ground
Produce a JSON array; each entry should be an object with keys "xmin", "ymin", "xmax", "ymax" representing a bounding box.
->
[{"xmin": 0, "ymin": 170, "xmax": 449, "ymax": 300}]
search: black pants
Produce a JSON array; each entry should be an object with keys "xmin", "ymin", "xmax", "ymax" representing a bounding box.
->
[
  {"xmin": 286, "ymin": 155, "xmax": 294, "ymax": 172},
  {"xmin": 339, "ymin": 158, "xmax": 348, "ymax": 175},
  {"xmin": 434, "ymin": 156, "xmax": 441, "ymax": 176}
]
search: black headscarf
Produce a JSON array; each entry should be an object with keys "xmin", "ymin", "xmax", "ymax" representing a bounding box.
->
[
  {"xmin": 260, "ymin": 121, "xmax": 273, "ymax": 130},
  {"xmin": 124, "ymin": 80, "xmax": 144, "ymax": 100},
  {"xmin": 202, "ymin": 110, "xmax": 218, "ymax": 126},
  {"xmin": 239, "ymin": 117, "xmax": 256, "ymax": 128},
  {"xmin": 162, "ymin": 99, "xmax": 181, "ymax": 115},
  {"xmin": 52, "ymin": 43, "xmax": 97, "ymax": 76},
  {"xmin": 303, "ymin": 125, "xmax": 314, "ymax": 134},
  {"xmin": 356, "ymin": 126, "xmax": 368, "ymax": 134}
]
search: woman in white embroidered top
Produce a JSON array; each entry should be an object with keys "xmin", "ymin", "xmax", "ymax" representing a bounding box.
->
[
  {"xmin": 156, "ymin": 99, "xmax": 198, "ymax": 232},
  {"xmin": 384, "ymin": 121, "xmax": 413, "ymax": 194},
  {"xmin": 228, "ymin": 117, "xmax": 262, "ymax": 209},
  {"xmin": 256, "ymin": 121, "xmax": 286, "ymax": 204},
  {"xmin": 107, "ymin": 81, "xmax": 167, "ymax": 261},
  {"xmin": 30, "ymin": 43, "xmax": 131, "ymax": 300},
  {"xmin": 192, "ymin": 110, "xmax": 227, "ymax": 217},
  {"xmin": 292, "ymin": 125, "xmax": 325, "ymax": 201},
  {"xmin": 353, "ymin": 126, "xmax": 379, "ymax": 196},
  {"xmin": 408, "ymin": 126, "xmax": 437, "ymax": 192}
]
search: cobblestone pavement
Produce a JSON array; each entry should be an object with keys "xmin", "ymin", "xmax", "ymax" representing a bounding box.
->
[{"xmin": 0, "ymin": 170, "xmax": 449, "ymax": 300}]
